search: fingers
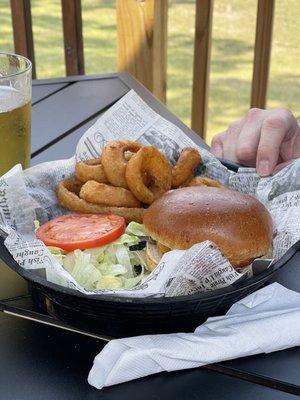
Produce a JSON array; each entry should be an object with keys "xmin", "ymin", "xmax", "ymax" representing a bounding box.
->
[
  {"xmin": 221, "ymin": 119, "xmax": 244, "ymax": 162},
  {"xmin": 256, "ymin": 109, "xmax": 294, "ymax": 176},
  {"xmin": 211, "ymin": 131, "xmax": 226, "ymax": 158},
  {"xmin": 211, "ymin": 119, "xmax": 244, "ymax": 162},
  {"xmin": 236, "ymin": 108, "xmax": 266, "ymax": 167},
  {"xmin": 211, "ymin": 108, "xmax": 300, "ymax": 176},
  {"xmin": 279, "ymin": 117, "xmax": 300, "ymax": 161}
]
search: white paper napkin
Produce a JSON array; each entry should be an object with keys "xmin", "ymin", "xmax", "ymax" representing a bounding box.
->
[{"xmin": 88, "ymin": 283, "xmax": 300, "ymax": 389}]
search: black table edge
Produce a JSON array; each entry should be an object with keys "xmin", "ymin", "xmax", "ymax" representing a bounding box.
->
[{"xmin": 205, "ymin": 363, "xmax": 300, "ymax": 396}]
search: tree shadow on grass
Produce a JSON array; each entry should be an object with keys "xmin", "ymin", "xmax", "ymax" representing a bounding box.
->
[
  {"xmin": 169, "ymin": 0, "xmax": 196, "ymax": 6},
  {"xmin": 211, "ymin": 38, "xmax": 253, "ymax": 73},
  {"xmin": 83, "ymin": 0, "xmax": 116, "ymax": 11},
  {"xmin": 213, "ymin": 38, "xmax": 253, "ymax": 54},
  {"xmin": 167, "ymin": 36, "xmax": 254, "ymax": 127},
  {"xmin": 31, "ymin": 14, "xmax": 63, "ymax": 29},
  {"xmin": 168, "ymin": 36, "xmax": 253, "ymax": 85},
  {"xmin": 83, "ymin": 25, "xmax": 116, "ymax": 73},
  {"xmin": 268, "ymin": 74, "xmax": 300, "ymax": 108}
]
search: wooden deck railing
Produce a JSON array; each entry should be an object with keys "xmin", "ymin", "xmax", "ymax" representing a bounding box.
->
[{"xmin": 9, "ymin": 0, "xmax": 275, "ymax": 139}]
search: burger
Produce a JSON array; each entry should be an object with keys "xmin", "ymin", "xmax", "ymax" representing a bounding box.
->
[{"xmin": 143, "ymin": 186, "xmax": 273, "ymax": 270}]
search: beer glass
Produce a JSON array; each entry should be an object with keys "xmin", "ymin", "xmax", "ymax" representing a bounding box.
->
[{"xmin": 0, "ymin": 52, "xmax": 32, "ymax": 176}]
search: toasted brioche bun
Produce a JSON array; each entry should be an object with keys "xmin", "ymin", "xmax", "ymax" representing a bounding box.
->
[
  {"xmin": 143, "ymin": 186, "xmax": 273, "ymax": 268},
  {"xmin": 146, "ymin": 242, "xmax": 163, "ymax": 271}
]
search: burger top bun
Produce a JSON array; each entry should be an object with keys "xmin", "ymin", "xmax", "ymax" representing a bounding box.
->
[{"xmin": 143, "ymin": 186, "xmax": 273, "ymax": 268}]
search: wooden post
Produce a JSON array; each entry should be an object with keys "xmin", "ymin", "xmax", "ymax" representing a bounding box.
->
[
  {"xmin": 10, "ymin": 0, "xmax": 36, "ymax": 78},
  {"xmin": 61, "ymin": 0, "xmax": 85, "ymax": 76},
  {"xmin": 251, "ymin": 0, "xmax": 275, "ymax": 108},
  {"xmin": 191, "ymin": 0, "xmax": 213, "ymax": 139},
  {"xmin": 117, "ymin": 0, "xmax": 168, "ymax": 103}
]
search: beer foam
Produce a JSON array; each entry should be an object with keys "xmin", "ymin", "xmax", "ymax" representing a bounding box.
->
[{"xmin": 0, "ymin": 86, "xmax": 28, "ymax": 113}]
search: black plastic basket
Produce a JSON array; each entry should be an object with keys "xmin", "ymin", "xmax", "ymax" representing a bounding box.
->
[{"xmin": 0, "ymin": 237, "xmax": 299, "ymax": 337}]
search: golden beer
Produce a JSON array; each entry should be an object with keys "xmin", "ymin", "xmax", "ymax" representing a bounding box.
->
[
  {"xmin": 0, "ymin": 53, "xmax": 32, "ymax": 176},
  {"xmin": 0, "ymin": 87, "xmax": 31, "ymax": 175}
]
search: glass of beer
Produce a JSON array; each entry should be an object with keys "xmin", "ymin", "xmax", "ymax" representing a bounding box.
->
[{"xmin": 0, "ymin": 52, "xmax": 32, "ymax": 176}]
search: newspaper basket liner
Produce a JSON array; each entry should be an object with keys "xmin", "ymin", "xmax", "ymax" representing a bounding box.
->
[{"xmin": 0, "ymin": 236, "xmax": 298, "ymax": 337}]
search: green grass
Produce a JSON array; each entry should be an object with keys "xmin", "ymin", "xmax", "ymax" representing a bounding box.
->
[{"xmin": 1, "ymin": 0, "xmax": 299, "ymax": 143}]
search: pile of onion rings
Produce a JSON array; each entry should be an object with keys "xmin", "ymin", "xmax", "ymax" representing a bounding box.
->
[
  {"xmin": 75, "ymin": 158, "xmax": 108, "ymax": 184},
  {"xmin": 101, "ymin": 140, "xmax": 142, "ymax": 188},
  {"xmin": 171, "ymin": 147, "xmax": 201, "ymax": 188},
  {"xmin": 57, "ymin": 179, "xmax": 144, "ymax": 223},
  {"xmin": 186, "ymin": 176, "xmax": 225, "ymax": 188},
  {"xmin": 57, "ymin": 139, "xmax": 224, "ymax": 222},
  {"xmin": 80, "ymin": 181, "xmax": 141, "ymax": 208},
  {"xmin": 126, "ymin": 146, "xmax": 172, "ymax": 204}
]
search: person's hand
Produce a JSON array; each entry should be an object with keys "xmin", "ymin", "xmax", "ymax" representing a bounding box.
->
[{"xmin": 211, "ymin": 108, "xmax": 300, "ymax": 176}]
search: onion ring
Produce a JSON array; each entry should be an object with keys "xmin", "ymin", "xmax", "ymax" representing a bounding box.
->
[
  {"xmin": 125, "ymin": 146, "xmax": 172, "ymax": 204},
  {"xmin": 187, "ymin": 176, "xmax": 225, "ymax": 188},
  {"xmin": 101, "ymin": 140, "xmax": 143, "ymax": 188},
  {"xmin": 57, "ymin": 179, "xmax": 144, "ymax": 223},
  {"xmin": 75, "ymin": 158, "xmax": 108, "ymax": 183},
  {"xmin": 172, "ymin": 147, "xmax": 201, "ymax": 188},
  {"xmin": 79, "ymin": 180, "xmax": 141, "ymax": 208}
]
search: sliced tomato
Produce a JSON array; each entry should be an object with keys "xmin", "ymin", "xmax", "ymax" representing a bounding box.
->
[{"xmin": 36, "ymin": 213, "xmax": 125, "ymax": 251}]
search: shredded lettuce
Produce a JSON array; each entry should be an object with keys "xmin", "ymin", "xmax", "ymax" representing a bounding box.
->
[
  {"xmin": 67, "ymin": 250, "xmax": 102, "ymax": 289},
  {"xmin": 47, "ymin": 222, "xmax": 148, "ymax": 291},
  {"xmin": 96, "ymin": 276, "xmax": 123, "ymax": 290},
  {"xmin": 34, "ymin": 220, "xmax": 40, "ymax": 231},
  {"xmin": 125, "ymin": 221, "xmax": 148, "ymax": 237},
  {"xmin": 48, "ymin": 246, "xmax": 67, "ymax": 265}
]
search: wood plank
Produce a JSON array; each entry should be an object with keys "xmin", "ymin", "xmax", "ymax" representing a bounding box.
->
[
  {"xmin": 117, "ymin": 0, "xmax": 168, "ymax": 103},
  {"xmin": 31, "ymin": 78, "xmax": 128, "ymax": 156},
  {"xmin": 152, "ymin": 0, "xmax": 168, "ymax": 103},
  {"xmin": 61, "ymin": 0, "xmax": 85, "ymax": 76},
  {"xmin": 10, "ymin": 0, "xmax": 36, "ymax": 78},
  {"xmin": 191, "ymin": 0, "xmax": 214, "ymax": 139},
  {"xmin": 250, "ymin": 0, "xmax": 275, "ymax": 108},
  {"xmin": 32, "ymin": 83, "xmax": 69, "ymax": 104}
]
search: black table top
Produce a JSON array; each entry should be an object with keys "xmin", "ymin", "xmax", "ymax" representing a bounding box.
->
[
  {"xmin": 0, "ymin": 73, "xmax": 299, "ymax": 399},
  {"xmin": 0, "ymin": 313, "xmax": 298, "ymax": 400}
]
